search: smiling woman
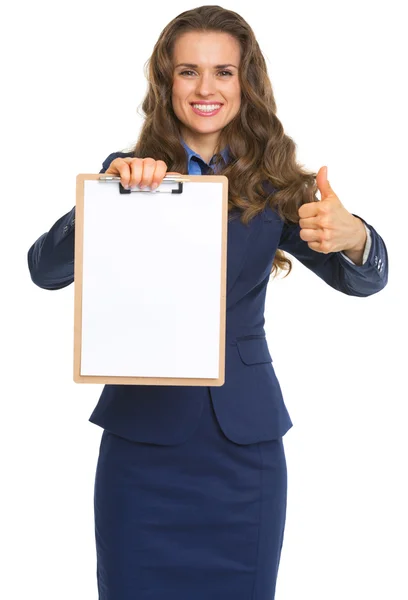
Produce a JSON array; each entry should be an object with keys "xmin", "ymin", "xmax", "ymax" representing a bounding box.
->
[
  {"xmin": 171, "ymin": 32, "xmax": 241, "ymax": 145},
  {"xmin": 26, "ymin": 4, "xmax": 388, "ymax": 600}
]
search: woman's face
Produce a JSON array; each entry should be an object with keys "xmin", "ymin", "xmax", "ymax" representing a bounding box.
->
[{"xmin": 171, "ymin": 31, "xmax": 241, "ymax": 145}]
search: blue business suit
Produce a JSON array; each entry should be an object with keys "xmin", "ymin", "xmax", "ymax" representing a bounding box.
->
[
  {"xmin": 27, "ymin": 147, "xmax": 388, "ymax": 445},
  {"xmin": 27, "ymin": 146, "xmax": 388, "ymax": 599}
]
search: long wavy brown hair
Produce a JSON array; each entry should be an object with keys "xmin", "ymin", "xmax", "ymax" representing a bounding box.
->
[{"xmin": 121, "ymin": 5, "xmax": 320, "ymax": 278}]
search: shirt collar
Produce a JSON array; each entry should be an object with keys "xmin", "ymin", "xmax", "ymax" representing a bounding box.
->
[{"xmin": 180, "ymin": 138, "xmax": 230, "ymax": 168}]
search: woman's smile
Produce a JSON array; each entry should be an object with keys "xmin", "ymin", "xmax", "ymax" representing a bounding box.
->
[{"xmin": 190, "ymin": 103, "xmax": 223, "ymax": 116}]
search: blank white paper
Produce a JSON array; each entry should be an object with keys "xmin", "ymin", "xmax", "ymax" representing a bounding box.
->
[{"xmin": 80, "ymin": 179, "xmax": 224, "ymax": 378}]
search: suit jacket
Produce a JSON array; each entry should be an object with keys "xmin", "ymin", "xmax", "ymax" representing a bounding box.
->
[{"xmin": 27, "ymin": 151, "xmax": 388, "ymax": 445}]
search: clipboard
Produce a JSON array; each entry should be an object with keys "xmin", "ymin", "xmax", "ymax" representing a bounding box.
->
[{"xmin": 74, "ymin": 173, "xmax": 229, "ymax": 386}]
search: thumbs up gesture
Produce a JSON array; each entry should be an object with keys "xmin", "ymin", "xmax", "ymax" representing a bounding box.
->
[{"xmin": 298, "ymin": 166, "xmax": 367, "ymax": 256}]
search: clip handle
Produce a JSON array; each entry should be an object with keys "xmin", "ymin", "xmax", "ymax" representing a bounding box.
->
[{"xmin": 98, "ymin": 174, "xmax": 186, "ymax": 194}]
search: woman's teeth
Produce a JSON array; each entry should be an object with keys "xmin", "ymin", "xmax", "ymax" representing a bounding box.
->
[{"xmin": 192, "ymin": 104, "xmax": 221, "ymax": 112}]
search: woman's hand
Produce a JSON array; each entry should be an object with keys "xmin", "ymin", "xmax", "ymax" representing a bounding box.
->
[
  {"xmin": 298, "ymin": 166, "xmax": 367, "ymax": 258},
  {"xmin": 105, "ymin": 157, "xmax": 182, "ymax": 190}
]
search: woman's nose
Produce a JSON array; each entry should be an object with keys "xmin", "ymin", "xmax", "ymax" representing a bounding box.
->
[{"xmin": 196, "ymin": 74, "xmax": 217, "ymax": 95}]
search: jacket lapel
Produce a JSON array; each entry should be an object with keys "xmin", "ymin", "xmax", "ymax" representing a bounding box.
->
[{"xmin": 226, "ymin": 211, "xmax": 263, "ymax": 298}]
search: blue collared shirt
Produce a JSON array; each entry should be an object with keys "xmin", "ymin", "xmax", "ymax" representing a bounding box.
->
[{"xmin": 180, "ymin": 138, "xmax": 230, "ymax": 175}]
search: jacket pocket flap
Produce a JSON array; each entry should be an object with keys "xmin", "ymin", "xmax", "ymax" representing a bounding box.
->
[{"xmin": 236, "ymin": 337, "xmax": 272, "ymax": 365}]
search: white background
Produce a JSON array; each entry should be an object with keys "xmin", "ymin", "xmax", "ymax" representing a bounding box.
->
[{"xmin": 2, "ymin": 0, "xmax": 407, "ymax": 598}]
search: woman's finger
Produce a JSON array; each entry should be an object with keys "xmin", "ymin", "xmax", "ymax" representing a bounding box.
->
[{"xmin": 138, "ymin": 158, "xmax": 160, "ymax": 188}]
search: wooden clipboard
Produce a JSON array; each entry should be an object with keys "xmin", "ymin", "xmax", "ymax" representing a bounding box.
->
[{"xmin": 73, "ymin": 173, "xmax": 228, "ymax": 385}]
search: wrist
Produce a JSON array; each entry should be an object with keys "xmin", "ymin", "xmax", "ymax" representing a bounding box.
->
[{"xmin": 347, "ymin": 216, "xmax": 367, "ymax": 252}]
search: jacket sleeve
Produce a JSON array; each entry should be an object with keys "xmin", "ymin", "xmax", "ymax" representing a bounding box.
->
[
  {"xmin": 27, "ymin": 151, "xmax": 131, "ymax": 290},
  {"xmin": 278, "ymin": 213, "xmax": 388, "ymax": 297}
]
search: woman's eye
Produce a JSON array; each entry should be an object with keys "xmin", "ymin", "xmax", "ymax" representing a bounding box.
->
[{"xmin": 180, "ymin": 70, "xmax": 233, "ymax": 77}]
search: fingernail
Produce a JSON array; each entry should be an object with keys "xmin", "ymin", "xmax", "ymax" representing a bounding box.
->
[{"xmin": 151, "ymin": 182, "xmax": 158, "ymax": 190}]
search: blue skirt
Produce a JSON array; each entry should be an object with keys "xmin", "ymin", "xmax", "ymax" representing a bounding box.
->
[{"xmin": 93, "ymin": 390, "xmax": 288, "ymax": 600}]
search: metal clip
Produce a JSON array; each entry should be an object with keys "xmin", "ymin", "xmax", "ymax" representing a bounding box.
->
[{"xmin": 98, "ymin": 174, "xmax": 187, "ymax": 194}]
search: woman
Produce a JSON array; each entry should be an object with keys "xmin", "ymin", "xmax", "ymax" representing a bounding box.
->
[{"xmin": 27, "ymin": 6, "xmax": 388, "ymax": 599}]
